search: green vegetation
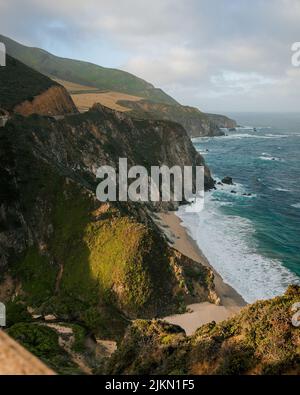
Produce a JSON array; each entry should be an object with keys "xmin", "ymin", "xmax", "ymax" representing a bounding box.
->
[
  {"xmin": 7, "ymin": 323, "xmax": 80, "ymax": 374},
  {"xmin": 69, "ymin": 324, "xmax": 87, "ymax": 353},
  {"xmin": 13, "ymin": 247, "xmax": 58, "ymax": 306},
  {"xmin": 0, "ymin": 34, "xmax": 177, "ymax": 105},
  {"xmin": 105, "ymin": 285, "xmax": 300, "ymax": 375},
  {"xmin": 6, "ymin": 301, "xmax": 32, "ymax": 327},
  {"xmin": 0, "ymin": 55, "xmax": 57, "ymax": 111}
]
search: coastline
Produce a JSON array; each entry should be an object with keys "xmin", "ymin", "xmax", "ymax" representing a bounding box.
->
[{"xmin": 153, "ymin": 211, "xmax": 247, "ymax": 335}]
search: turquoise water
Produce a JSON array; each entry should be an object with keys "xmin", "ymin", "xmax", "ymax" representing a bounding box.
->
[{"xmin": 178, "ymin": 113, "xmax": 300, "ymax": 302}]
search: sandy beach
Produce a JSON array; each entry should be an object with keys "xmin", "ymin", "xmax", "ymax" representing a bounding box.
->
[{"xmin": 153, "ymin": 211, "xmax": 247, "ymax": 335}]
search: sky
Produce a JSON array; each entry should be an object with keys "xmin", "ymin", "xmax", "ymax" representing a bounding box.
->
[{"xmin": 0, "ymin": 0, "xmax": 300, "ymax": 113}]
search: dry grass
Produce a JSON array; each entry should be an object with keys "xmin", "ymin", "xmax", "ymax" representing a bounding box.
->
[
  {"xmin": 52, "ymin": 78, "xmax": 100, "ymax": 93},
  {"xmin": 53, "ymin": 78, "xmax": 143, "ymax": 112},
  {"xmin": 71, "ymin": 91, "xmax": 142, "ymax": 112}
]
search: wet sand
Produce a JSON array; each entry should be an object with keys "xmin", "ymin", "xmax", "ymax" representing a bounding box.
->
[{"xmin": 152, "ymin": 211, "xmax": 247, "ymax": 335}]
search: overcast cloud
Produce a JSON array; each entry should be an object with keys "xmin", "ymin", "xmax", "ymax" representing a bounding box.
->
[{"xmin": 0, "ymin": 0, "xmax": 300, "ymax": 112}]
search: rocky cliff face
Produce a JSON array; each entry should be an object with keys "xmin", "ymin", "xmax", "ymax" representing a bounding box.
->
[
  {"xmin": 206, "ymin": 113, "xmax": 238, "ymax": 129},
  {"xmin": 117, "ymin": 99, "xmax": 225, "ymax": 138},
  {"xmin": 105, "ymin": 285, "xmax": 300, "ymax": 375},
  {"xmin": 0, "ymin": 103, "xmax": 217, "ymax": 372},
  {"xmin": 0, "ymin": 55, "xmax": 77, "ymax": 117},
  {"xmin": 13, "ymin": 85, "xmax": 77, "ymax": 117}
]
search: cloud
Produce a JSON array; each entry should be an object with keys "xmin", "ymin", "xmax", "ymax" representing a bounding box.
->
[{"xmin": 0, "ymin": 0, "xmax": 299, "ymax": 111}]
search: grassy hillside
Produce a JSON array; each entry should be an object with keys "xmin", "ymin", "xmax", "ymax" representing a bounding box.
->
[
  {"xmin": 0, "ymin": 55, "xmax": 58, "ymax": 111},
  {"xmin": 0, "ymin": 34, "xmax": 177, "ymax": 106},
  {"xmin": 106, "ymin": 285, "xmax": 300, "ymax": 375}
]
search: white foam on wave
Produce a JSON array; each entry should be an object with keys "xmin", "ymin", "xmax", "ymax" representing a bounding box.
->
[
  {"xmin": 272, "ymin": 187, "xmax": 291, "ymax": 192},
  {"xmin": 291, "ymin": 203, "xmax": 300, "ymax": 209},
  {"xmin": 221, "ymin": 133, "xmax": 288, "ymax": 141},
  {"xmin": 192, "ymin": 132, "xmax": 299, "ymax": 144},
  {"xmin": 214, "ymin": 177, "xmax": 256, "ymax": 198},
  {"xmin": 259, "ymin": 154, "xmax": 284, "ymax": 162},
  {"xmin": 177, "ymin": 194, "xmax": 300, "ymax": 303}
]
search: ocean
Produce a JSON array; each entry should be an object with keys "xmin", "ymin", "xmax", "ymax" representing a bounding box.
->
[{"xmin": 177, "ymin": 113, "xmax": 300, "ymax": 303}]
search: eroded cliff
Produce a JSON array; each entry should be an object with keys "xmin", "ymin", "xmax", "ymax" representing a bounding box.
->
[
  {"xmin": 0, "ymin": 103, "xmax": 216, "ymax": 373},
  {"xmin": 117, "ymin": 99, "xmax": 225, "ymax": 138},
  {"xmin": 13, "ymin": 85, "xmax": 77, "ymax": 116},
  {"xmin": 0, "ymin": 55, "xmax": 77, "ymax": 116}
]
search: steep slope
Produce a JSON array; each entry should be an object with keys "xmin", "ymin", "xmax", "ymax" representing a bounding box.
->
[
  {"xmin": 0, "ymin": 55, "xmax": 77, "ymax": 116},
  {"xmin": 206, "ymin": 113, "xmax": 237, "ymax": 129},
  {"xmin": 117, "ymin": 99, "xmax": 225, "ymax": 138},
  {"xmin": 0, "ymin": 103, "xmax": 216, "ymax": 372},
  {"xmin": 106, "ymin": 285, "xmax": 300, "ymax": 375},
  {"xmin": 0, "ymin": 34, "xmax": 177, "ymax": 106}
]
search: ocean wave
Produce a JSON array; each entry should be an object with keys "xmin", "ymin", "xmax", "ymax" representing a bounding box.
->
[
  {"xmin": 265, "ymin": 133, "xmax": 289, "ymax": 138},
  {"xmin": 291, "ymin": 203, "xmax": 300, "ymax": 209},
  {"xmin": 225, "ymin": 133, "xmax": 289, "ymax": 141},
  {"xmin": 177, "ymin": 194, "xmax": 300, "ymax": 303},
  {"xmin": 192, "ymin": 132, "xmax": 299, "ymax": 144},
  {"xmin": 259, "ymin": 155, "xmax": 284, "ymax": 162},
  {"xmin": 214, "ymin": 177, "xmax": 256, "ymax": 198},
  {"xmin": 272, "ymin": 187, "xmax": 291, "ymax": 192}
]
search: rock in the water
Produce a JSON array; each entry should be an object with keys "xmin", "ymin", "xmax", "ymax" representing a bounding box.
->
[
  {"xmin": 222, "ymin": 176, "xmax": 233, "ymax": 185},
  {"xmin": 231, "ymin": 190, "xmax": 237, "ymax": 194}
]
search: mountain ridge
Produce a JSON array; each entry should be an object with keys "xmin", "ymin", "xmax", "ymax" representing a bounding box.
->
[
  {"xmin": 0, "ymin": 34, "xmax": 178, "ymax": 106},
  {"xmin": 0, "ymin": 34, "xmax": 236, "ymax": 137}
]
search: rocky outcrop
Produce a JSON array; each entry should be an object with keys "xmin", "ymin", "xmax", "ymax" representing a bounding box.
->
[
  {"xmin": 0, "ymin": 55, "xmax": 77, "ymax": 116},
  {"xmin": 0, "ymin": 103, "xmax": 216, "ymax": 357},
  {"xmin": 13, "ymin": 85, "xmax": 77, "ymax": 117},
  {"xmin": 0, "ymin": 54, "xmax": 218, "ymax": 374},
  {"xmin": 222, "ymin": 176, "xmax": 234, "ymax": 185},
  {"xmin": 206, "ymin": 113, "xmax": 237, "ymax": 129},
  {"xmin": 105, "ymin": 285, "xmax": 300, "ymax": 375},
  {"xmin": 117, "ymin": 99, "xmax": 224, "ymax": 138}
]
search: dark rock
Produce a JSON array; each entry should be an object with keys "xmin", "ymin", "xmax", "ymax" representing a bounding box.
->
[
  {"xmin": 222, "ymin": 176, "xmax": 233, "ymax": 185},
  {"xmin": 231, "ymin": 190, "xmax": 237, "ymax": 194}
]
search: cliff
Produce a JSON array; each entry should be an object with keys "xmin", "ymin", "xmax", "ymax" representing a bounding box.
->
[
  {"xmin": 206, "ymin": 113, "xmax": 237, "ymax": 129},
  {"xmin": 117, "ymin": 99, "xmax": 225, "ymax": 138},
  {"xmin": 105, "ymin": 285, "xmax": 300, "ymax": 375},
  {"xmin": 0, "ymin": 103, "xmax": 216, "ymax": 373},
  {"xmin": 0, "ymin": 55, "xmax": 77, "ymax": 116},
  {"xmin": 13, "ymin": 85, "xmax": 77, "ymax": 117}
]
